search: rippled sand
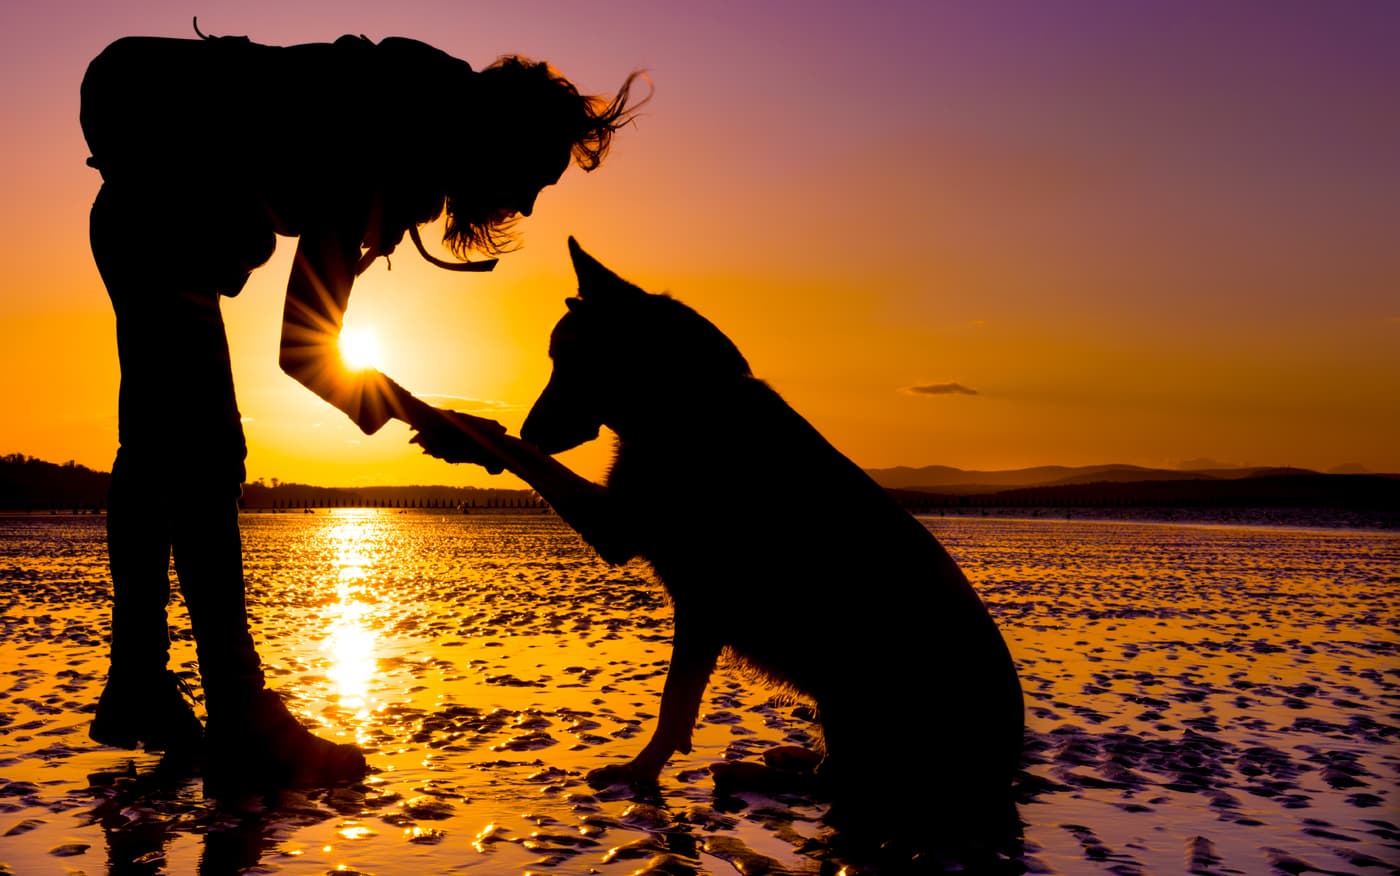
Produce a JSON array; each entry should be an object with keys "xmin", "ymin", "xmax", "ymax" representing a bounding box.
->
[{"xmin": 0, "ymin": 511, "xmax": 1396, "ymax": 874}]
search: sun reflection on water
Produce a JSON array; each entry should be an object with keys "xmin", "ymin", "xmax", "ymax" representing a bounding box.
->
[{"xmin": 320, "ymin": 510, "xmax": 383, "ymax": 722}]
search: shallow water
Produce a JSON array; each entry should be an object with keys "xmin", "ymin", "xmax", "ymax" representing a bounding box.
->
[{"xmin": 0, "ymin": 510, "xmax": 1396, "ymax": 874}]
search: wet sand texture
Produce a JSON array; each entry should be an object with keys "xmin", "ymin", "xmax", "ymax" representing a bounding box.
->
[{"xmin": 0, "ymin": 511, "xmax": 1396, "ymax": 874}]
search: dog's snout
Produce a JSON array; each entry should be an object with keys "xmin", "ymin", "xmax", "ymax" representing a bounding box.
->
[{"xmin": 522, "ymin": 378, "xmax": 602, "ymax": 455}]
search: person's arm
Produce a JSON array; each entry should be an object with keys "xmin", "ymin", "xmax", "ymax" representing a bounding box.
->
[
  {"xmin": 279, "ymin": 219, "xmax": 405, "ymax": 434},
  {"xmin": 279, "ymin": 217, "xmax": 509, "ymax": 471}
]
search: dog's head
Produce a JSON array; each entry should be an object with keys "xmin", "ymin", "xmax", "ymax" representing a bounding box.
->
[{"xmin": 520, "ymin": 237, "xmax": 752, "ymax": 454}]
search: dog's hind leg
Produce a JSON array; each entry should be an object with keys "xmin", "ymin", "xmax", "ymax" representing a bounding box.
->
[
  {"xmin": 816, "ymin": 681, "xmax": 1022, "ymax": 851},
  {"xmin": 588, "ymin": 620, "xmax": 722, "ymax": 788}
]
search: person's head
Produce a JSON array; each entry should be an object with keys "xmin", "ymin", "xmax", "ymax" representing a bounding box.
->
[{"xmin": 442, "ymin": 58, "xmax": 649, "ymax": 258}]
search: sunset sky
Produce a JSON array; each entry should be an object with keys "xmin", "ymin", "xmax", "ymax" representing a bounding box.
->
[{"xmin": 2, "ymin": 1, "xmax": 1397, "ymax": 488}]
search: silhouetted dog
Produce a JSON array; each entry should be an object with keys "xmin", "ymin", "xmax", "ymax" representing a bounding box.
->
[{"xmin": 417, "ymin": 238, "xmax": 1024, "ymax": 835}]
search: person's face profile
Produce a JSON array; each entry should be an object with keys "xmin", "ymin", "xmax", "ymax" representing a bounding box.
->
[{"xmin": 502, "ymin": 145, "xmax": 571, "ymax": 218}]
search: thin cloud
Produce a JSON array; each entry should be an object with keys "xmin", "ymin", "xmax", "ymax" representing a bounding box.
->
[
  {"xmin": 419, "ymin": 394, "xmax": 520, "ymax": 414},
  {"xmin": 906, "ymin": 382, "xmax": 979, "ymax": 397}
]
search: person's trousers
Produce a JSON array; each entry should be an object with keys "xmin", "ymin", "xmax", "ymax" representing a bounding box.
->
[{"xmin": 90, "ymin": 181, "xmax": 275, "ymax": 713}]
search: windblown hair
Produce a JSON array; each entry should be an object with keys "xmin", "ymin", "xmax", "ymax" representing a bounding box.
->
[
  {"xmin": 484, "ymin": 55, "xmax": 649, "ymax": 171},
  {"xmin": 442, "ymin": 208, "xmax": 520, "ymax": 260},
  {"xmin": 443, "ymin": 57, "xmax": 650, "ymax": 258}
]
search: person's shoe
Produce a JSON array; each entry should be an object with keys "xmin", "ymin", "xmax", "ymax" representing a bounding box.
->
[
  {"xmin": 89, "ymin": 669, "xmax": 204, "ymax": 755},
  {"xmin": 203, "ymin": 689, "xmax": 366, "ymax": 790}
]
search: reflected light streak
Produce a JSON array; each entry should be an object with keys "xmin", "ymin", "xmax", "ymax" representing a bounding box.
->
[{"xmin": 321, "ymin": 511, "xmax": 382, "ymax": 722}]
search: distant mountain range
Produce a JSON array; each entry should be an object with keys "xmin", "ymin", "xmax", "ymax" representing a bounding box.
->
[
  {"xmin": 862, "ymin": 463, "xmax": 1375, "ymax": 494},
  {"xmin": 865, "ymin": 463, "xmax": 1398, "ymax": 522},
  {"xmin": 3, "ymin": 452, "xmax": 1396, "ymax": 513}
]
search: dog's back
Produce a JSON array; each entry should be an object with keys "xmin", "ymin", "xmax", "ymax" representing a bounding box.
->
[{"xmin": 620, "ymin": 357, "xmax": 1021, "ymax": 765}]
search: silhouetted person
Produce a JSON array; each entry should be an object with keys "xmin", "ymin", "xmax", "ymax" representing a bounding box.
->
[{"xmin": 80, "ymin": 25, "xmax": 644, "ymax": 786}]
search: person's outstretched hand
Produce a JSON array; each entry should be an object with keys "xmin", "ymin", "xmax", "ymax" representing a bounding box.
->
[{"xmin": 408, "ymin": 407, "xmax": 509, "ymax": 474}]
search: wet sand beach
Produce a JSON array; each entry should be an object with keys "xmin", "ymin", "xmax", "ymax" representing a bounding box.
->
[{"xmin": 1, "ymin": 510, "xmax": 1396, "ymax": 874}]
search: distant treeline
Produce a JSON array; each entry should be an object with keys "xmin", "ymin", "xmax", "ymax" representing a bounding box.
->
[
  {"xmin": 238, "ymin": 479, "xmax": 544, "ymax": 511},
  {"xmin": 0, "ymin": 454, "xmax": 541, "ymax": 512},
  {"xmin": 0, "ymin": 454, "xmax": 113, "ymax": 512}
]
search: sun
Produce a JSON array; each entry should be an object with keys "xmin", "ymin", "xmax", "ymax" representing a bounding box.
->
[{"xmin": 339, "ymin": 327, "xmax": 383, "ymax": 372}]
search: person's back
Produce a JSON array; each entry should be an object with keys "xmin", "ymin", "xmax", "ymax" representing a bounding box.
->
[{"xmin": 82, "ymin": 33, "xmax": 459, "ymax": 238}]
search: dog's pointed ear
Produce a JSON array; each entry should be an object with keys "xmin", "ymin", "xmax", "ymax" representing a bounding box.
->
[{"xmin": 568, "ymin": 236, "xmax": 641, "ymax": 303}]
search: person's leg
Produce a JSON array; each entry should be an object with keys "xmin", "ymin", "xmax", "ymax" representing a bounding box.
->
[
  {"xmin": 103, "ymin": 448, "xmax": 174, "ymax": 677},
  {"xmin": 88, "ymin": 184, "xmax": 204, "ymax": 752},
  {"xmin": 169, "ymin": 487, "xmax": 264, "ymax": 704},
  {"xmin": 163, "ymin": 281, "xmax": 366, "ymax": 789},
  {"xmin": 89, "ymin": 445, "xmax": 206, "ymax": 752},
  {"xmin": 142, "ymin": 276, "xmax": 265, "ymax": 710},
  {"xmin": 90, "ymin": 182, "xmax": 363, "ymax": 783}
]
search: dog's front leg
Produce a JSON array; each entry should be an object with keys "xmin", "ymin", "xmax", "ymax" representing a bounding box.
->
[
  {"xmin": 413, "ymin": 412, "xmax": 638, "ymax": 563},
  {"xmin": 588, "ymin": 619, "xmax": 722, "ymax": 788},
  {"xmin": 491, "ymin": 434, "xmax": 638, "ymax": 565}
]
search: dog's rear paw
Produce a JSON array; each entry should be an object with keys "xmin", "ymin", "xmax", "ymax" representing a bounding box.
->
[{"xmin": 586, "ymin": 760, "xmax": 659, "ymax": 790}]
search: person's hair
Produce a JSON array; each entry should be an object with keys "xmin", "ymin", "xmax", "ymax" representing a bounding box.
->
[
  {"xmin": 442, "ymin": 207, "xmax": 519, "ymax": 260},
  {"xmin": 443, "ymin": 58, "xmax": 650, "ymax": 258}
]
